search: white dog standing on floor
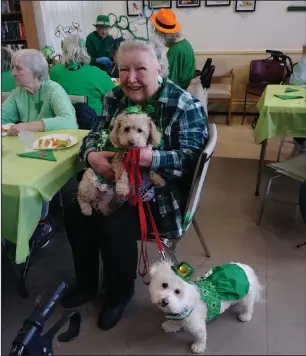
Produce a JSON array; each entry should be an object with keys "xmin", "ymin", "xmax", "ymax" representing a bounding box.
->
[{"xmin": 149, "ymin": 261, "xmax": 263, "ymax": 354}]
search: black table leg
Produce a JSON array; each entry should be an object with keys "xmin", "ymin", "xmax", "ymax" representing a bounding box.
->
[
  {"xmin": 255, "ymin": 139, "xmax": 268, "ymax": 196},
  {"xmin": 2, "ymin": 229, "xmax": 53, "ymax": 299},
  {"xmin": 17, "ymin": 242, "xmax": 36, "ymax": 298}
]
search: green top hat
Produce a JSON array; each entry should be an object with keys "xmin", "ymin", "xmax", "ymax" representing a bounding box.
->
[
  {"xmin": 172, "ymin": 262, "xmax": 195, "ymax": 282},
  {"xmin": 93, "ymin": 15, "xmax": 111, "ymax": 27}
]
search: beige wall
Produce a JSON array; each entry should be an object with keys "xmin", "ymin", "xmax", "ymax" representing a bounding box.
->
[{"xmin": 195, "ymin": 50, "xmax": 303, "ymax": 113}]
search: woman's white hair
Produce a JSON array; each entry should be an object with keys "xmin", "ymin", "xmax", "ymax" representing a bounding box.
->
[
  {"xmin": 62, "ymin": 35, "xmax": 90, "ymax": 64},
  {"xmin": 116, "ymin": 35, "xmax": 169, "ymax": 78},
  {"xmin": 154, "ymin": 29, "xmax": 181, "ymax": 47},
  {"xmin": 12, "ymin": 49, "xmax": 49, "ymax": 81},
  {"xmin": 1, "ymin": 46, "xmax": 14, "ymax": 71}
]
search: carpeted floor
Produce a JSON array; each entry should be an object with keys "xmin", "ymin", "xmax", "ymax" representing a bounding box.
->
[{"xmin": 2, "ymin": 156, "xmax": 306, "ymax": 355}]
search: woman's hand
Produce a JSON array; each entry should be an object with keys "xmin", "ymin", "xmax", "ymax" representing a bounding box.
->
[
  {"xmin": 7, "ymin": 122, "xmax": 44, "ymax": 136},
  {"xmin": 7, "ymin": 123, "xmax": 28, "ymax": 136},
  {"xmin": 87, "ymin": 151, "xmax": 115, "ymax": 181},
  {"xmin": 140, "ymin": 147, "xmax": 153, "ymax": 168},
  {"xmin": 7, "ymin": 124, "xmax": 20, "ymax": 136}
]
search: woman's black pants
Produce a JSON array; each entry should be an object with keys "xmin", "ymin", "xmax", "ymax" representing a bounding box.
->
[{"xmin": 62, "ymin": 181, "xmax": 161, "ymax": 305}]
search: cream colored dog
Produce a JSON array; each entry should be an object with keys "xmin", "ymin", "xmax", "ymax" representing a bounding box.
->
[{"xmin": 77, "ymin": 112, "xmax": 165, "ymax": 216}]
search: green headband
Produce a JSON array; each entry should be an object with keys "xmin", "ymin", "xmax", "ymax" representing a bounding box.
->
[{"xmin": 125, "ymin": 105, "xmax": 154, "ymax": 115}]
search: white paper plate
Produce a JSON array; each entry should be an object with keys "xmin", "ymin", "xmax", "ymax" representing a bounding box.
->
[
  {"xmin": 2, "ymin": 124, "xmax": 13, "ymax": 137},
  {"xmin": 33, "ymin": 134, "xmax": 78, "ymax": 150}
]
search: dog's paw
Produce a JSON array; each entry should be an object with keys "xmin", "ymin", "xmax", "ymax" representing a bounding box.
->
[
  {"xmin": 162, "ymin": 320, "xmax": 181, "ymax": 333},
  {"xmin": 80, "ymin": 204, "xmax": 92, "ymax": 216},
  {"xmin": 115, "ymin": 183, "xmax": 130, "ymax": 197},
  {"xmin": 238, "ymin": 312, "xmax": 252, "ymax": 322},
  {"xmin": 191, "ymin": 342, "xmax": 206, "ymax": 354}
]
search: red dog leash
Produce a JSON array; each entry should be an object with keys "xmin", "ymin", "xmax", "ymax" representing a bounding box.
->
[{"xmin": 124, "ymin": 149, "xmax": 166, "ymax": 285}]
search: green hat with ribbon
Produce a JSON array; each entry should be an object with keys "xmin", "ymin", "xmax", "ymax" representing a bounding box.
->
[
  {"xmin": 93, "ymin": 15, "xmax": 111, "ymax": 28},
  {"xmin": 171, "ymin": 262, "xmax": 195, "ymax": 282}
]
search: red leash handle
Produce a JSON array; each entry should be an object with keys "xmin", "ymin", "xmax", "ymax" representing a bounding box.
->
[{"xmin": 123, "ymin": 149, "xmax": 166, "ymax": 285}]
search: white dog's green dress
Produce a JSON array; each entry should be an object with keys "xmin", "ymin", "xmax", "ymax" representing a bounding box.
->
[{"xmin": 167, "ymin": 263, "xmax": 250, "ymax": 322}]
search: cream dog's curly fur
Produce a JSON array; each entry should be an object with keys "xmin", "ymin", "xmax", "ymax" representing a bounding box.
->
[
  {"xmin": 149, "ymin": 261, "xmax": 263, "ymax": 354},
  {"xmin": 77, "ymin": 112, "xmax": 165, "ymax": 216}
]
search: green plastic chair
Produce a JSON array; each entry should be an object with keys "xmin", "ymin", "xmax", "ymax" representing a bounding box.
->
[{"xmin": 257, "ymin": 152, "xmax": 306, "ymax": 226}]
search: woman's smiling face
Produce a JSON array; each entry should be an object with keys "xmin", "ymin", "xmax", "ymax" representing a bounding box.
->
[{"xmin": 119, "ymin": 48, "xmax": 161, "ymax": 103}]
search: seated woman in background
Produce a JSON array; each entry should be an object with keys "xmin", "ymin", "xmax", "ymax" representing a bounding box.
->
[
  {"xmin": 2, "ymin": 49, "xmax": 78, "ymax": 136},
  {"xmin": 50, "ymin": 35, "xmax": 115, "ymax": 128},
  {"xmin": 2, "ymin": 49, "xmax": 78, "ymax": 237},
  {"xmin": 151, "ymin": 8, "xmax": 196, "ymax": 90},
  {"xmin": 1, "ymin": 46, "xmax": 16, "ymax": 92}
]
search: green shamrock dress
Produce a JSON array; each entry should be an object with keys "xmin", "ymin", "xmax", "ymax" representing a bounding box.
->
[{"xmin": 194, "ymin": 263, "xmax": 250, "ymax": 321}]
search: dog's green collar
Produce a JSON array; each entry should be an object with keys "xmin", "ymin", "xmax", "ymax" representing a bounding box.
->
[{"xmin": 165, "ymin": 307, "xmax": 193, "ymax": 321}]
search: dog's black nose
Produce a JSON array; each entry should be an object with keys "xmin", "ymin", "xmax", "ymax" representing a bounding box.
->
[
  {"xmin": 161, "ymin": 298, "xmax": 169, "ymax": 307},
  {"xmin": 128, "ymin": 140, "xmax": 135, "ymax": 147}
]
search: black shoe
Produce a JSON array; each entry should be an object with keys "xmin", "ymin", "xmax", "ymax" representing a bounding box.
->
[
  {"xmin": 97, "ymin": 286, "xmax": 134, "ymax": 330},
  {"xmin": 61, "ymin": 284, "xmax": 97, "ymax": 308}
]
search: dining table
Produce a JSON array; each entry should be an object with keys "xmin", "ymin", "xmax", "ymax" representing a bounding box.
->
[
  {"xmin": 254, "ymin": 84, "xmax": 306, "ymax": 196},
  {"xmin": 2, "ymin": 129, "xmax": 89, "ymax": 296}
]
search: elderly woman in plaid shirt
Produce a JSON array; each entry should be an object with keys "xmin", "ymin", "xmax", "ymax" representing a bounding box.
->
[{"xmin": 62, "ymin": 36, "xmax": 208, "ymax": 330}]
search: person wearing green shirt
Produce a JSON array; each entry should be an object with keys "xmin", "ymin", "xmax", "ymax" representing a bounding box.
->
[
  {"xmin": 1, "ymin": 46, "xmax": 16, "ymax": 92},
  {"xmin": 151, "ymin": 9, "xmax": 196, "ymax": 90},
  {"xmin": 50, "ymin": 34, "xmax": 115, "ymax": 120},
  {"xmin": 2, "ymin": 48, "xmax": 78, "ymax": 136},
  {"xmin": 86, "ymin": 15, "xmax": 115, "ymax": 73}
]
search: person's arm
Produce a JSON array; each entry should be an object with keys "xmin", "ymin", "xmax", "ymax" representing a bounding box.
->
[
  {"xmin": 97, "ymin": 71, "xmax": 116, "ymax": 96},
  {"xmin": 86, "ymin": 35, "xmax": 97, "ymax": 66},
  {"xmin": 42, "ymin": 89, "xmax": 78, "ymax": 131},
  {"xmin": 79, "ymin": 91, "xmax": 114, "ymax": 165},
  {"xmin": 150, "ymin": 99, "xmax": 208, "ymax": 180},
  {"xmin": 1, "ymin": 91, "xmax": 20, "ymax": 124}
]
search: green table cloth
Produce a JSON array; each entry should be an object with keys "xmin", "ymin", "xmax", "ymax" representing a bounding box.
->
[
  {"xmin": 2, "ymin": 129, "xmax": 88, "ymax": 264},
  {"xmin": 255, "ymin": 85, "xmax": 306, "ymax": 144}
]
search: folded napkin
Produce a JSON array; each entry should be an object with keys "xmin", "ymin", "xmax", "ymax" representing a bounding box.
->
[
  {"xmin": 285, "ymin": 87, "xmax": 300, "ymax": 93},
  {"xmin": 274, "ymin": 94, "xmax": 304, "ymax": 100},
  {"xmin": 17, "ymin": 150, "xmax": 57, "ymax": 161}
]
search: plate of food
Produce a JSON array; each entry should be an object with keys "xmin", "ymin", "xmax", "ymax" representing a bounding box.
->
[
  {"xmin": 2, "ymin": 124, "xmax": 13, "ymax": 136},
  {"xmin": 33, "ymin": 134, "xmax": 78, "ymax": 150}
]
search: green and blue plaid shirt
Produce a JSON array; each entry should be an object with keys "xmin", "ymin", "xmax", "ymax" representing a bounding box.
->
[{"xmin": 79, "ymin": 78, "xmax": 208, "ymax": 238}]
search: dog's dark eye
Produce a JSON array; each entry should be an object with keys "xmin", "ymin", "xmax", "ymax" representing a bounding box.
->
[
  {"xmin": 137, "ymin": 128, "xmax": 142, "ymax": 133},
  {"xmin": 162, "ymin": 283, "xmax": 168, "ymax": 289},
  {"xmin": 175, "ymin": 289, "xmax": 180, "ymax": 294},
  {"xmin": 124, "ymin": 127, "xmax": 130, "ymax": 133}
]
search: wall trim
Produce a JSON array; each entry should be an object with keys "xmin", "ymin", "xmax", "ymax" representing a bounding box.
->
[{"xmin": 194, "ymin": 49, "xmax": 302, "ymax": 55}]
